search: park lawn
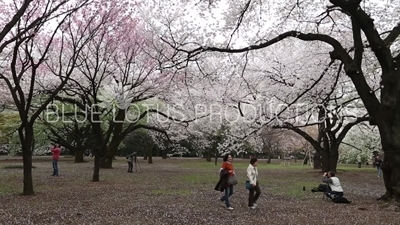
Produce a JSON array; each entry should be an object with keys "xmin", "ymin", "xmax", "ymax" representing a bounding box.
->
[{"xmin": 0, "ymin": 156, "xmax": 397, "ymax": 225}]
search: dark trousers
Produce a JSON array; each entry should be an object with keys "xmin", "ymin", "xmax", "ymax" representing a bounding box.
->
[
  {"xmin": 52, "ymin": 159, "xmax": 59, "ymax": 176},
  {"xmin": 127, "ymin": 162, "xmax": 133, "ymax": 172},
  {"xmin": 248, "ymin": 182, "xmax": 261, "ymax": 206},
  {"xmin": 325, "ymin": 190, "xmax": 343, "ymax": 199}
]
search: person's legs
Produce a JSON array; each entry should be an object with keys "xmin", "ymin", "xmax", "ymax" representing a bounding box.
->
[
  {"xmin": 52, "ymin": 160, "xmax": 55, "ymax": 175},
  {"xmin": 326, "ymin": 191, "xmax": 343, "ymax": 199},
  {"xmin": 248, "ymin": 186, "xmax": 255, "ymax": 207},
  {"xmin": 53, "ymin": 160, "xmax": 58, "ymax": 176},
  {"xmin": 228, "ymin": 186, "xmax": 234, "ymax": 197},
  {"xmin": 128, "ymin": 162, "xmax": 133, "ymax": 172},
  {"xmin": 378, "ymin": 167, "xmax": 382, "ymax": 177},
  {"xmin": 335, "ymin": 192, "xmax": 343, "ymax": 197},
  {"xmin": 325, "ymin": 190, "xmax": 334, "ymax": 199},
  {"xmin": 222, "ymin": 186, "xmax": 232, "ymax": 207},
  {"xmin": 253, "ymin": 183, "xmax": 261, "ymax": 204}
]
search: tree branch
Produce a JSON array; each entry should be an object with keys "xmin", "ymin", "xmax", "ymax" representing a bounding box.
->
[
  {"xmin": 383, "ymin": 22, "xmax": 400, "ymax": 47},
  {"xmin": 0, "ymin": 0, "xmax": 34, "ymax": 44},
  {"xmin": 273, "ymin": 122, "xmax": 322, "ymax": 151},
  {"xmin": 336, "ymin": 116, "xmax": 369, "ymax": 145},
  {"xmin": 226, "ymin": 0, "xmax": 251, "ymax": 47},
  {"xmin": 330, "ymin": 0, "xmax": 393, "ymax": 72},
  {"xmin": 351, "ymin": 17, "xmax": 363, "ymax": 69},
  {"xmin": 342, "ymin": 141, "xmax": 363, "ymax": 151},
  {"xmin": 130, "ymin": 124, "xmax": 171, "ymax": 143}
]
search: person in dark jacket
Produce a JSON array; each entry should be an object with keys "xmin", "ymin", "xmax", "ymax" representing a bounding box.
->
[
  {"xmin": 126, "ymin": 152, "xmax": 136, "ymax": 173},
  {"xmin": 374, "ymin": 155, "xmax": 382, "ymax": 177},
  {"xmin": 214, "ymin": 154, "xmax": 235, "ymax": 210}
]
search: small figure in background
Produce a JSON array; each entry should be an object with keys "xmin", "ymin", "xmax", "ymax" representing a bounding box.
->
[
  {"xmin": 126, "ymin": 152, "xmax": 135, "ymax": 173},
  {"xmin": 51, "ymin": 144, "xmax": 61, "ymax": 176},
  {"xmin": 357, "ymin": 154, "xmax": 362, "ymax": 168},
  {"xmin": 374, "ymin": 155, "xmax": 383, "ymax": 177}
]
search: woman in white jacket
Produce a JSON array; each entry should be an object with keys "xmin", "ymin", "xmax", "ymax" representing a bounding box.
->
[{"xmin": 247, "ymin": 157, "xmax": 261, "ymax": 209}]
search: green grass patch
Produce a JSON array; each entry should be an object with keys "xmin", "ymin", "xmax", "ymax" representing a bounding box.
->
[
  {"xmin": 269, "ymin": 181, "xmax": 316, "ymax": 198},
  {"xmin": 178, "ymin": 160, "xmax": 306, "ymax": 170},
  {"xmin": 1, "ymin": 165, "xmax": 36, "ymax": 169},
  {"xmin": 181, "ymin": 174, "xmax": 215, "ymax": 183},
  {"xmin": 150, "ymin": 189, "xmax": 191, "ymax": 196},
  {"xmin": 0, "ymin": 184, "xmax": 19, "ymax": 194},
  {"xmin": 336, "ymin": 164, "xmax": 376, "ymax": 172}
]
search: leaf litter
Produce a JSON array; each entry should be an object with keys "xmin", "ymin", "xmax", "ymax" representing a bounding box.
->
[{"xmin": 0, "ymin": 158, "xmax": 398, "ymax": 225}]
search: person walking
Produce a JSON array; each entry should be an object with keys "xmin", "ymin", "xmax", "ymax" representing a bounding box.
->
[
  {"xmin": 374, "ymin": 155, "xmax": 383, "ymax": 177},
  {"xmin": 247, "ymin": 157, "xmax": 261, "ymax": 209},
  {"xmin": 214, "ymin": 154, "xmax": 235, "ymax": 210},
  {"xmin": 51, "ymin": 144, "xmax": 61, "ymax": 176}
]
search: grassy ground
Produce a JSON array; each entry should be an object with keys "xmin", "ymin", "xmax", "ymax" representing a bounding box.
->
[{"xmin": 0, "ymin": 156, "xmax": 397, "ymax": 224}]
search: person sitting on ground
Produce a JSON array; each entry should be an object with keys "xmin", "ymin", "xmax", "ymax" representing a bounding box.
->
[{"xmin": 322, "ymin": 171, "xmax": 343, "ymax": 200}]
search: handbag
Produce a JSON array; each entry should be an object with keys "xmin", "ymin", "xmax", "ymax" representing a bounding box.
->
[
  {"xmin": 246, "ymin": 171, "xmax": 256, "ymax": 190},
  {"xmin": 245, "ymin": 181, "xmax": 252, "ymax": 190},
  {"xmin": 228, "ymin": 175, "xmax": 238, "ymax": 186}
]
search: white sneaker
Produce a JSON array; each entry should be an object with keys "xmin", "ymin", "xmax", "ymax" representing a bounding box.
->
[
  {"xmin": 227, "ymin": 207, "xmax": 234, "ymax": 210},
  {"xmin": 253, "ymin": 203, "xmax": 258, "ymax": 207},
  {"xmin": 249, "ymin": 206, "xmax": 256, "ymax": 210}
]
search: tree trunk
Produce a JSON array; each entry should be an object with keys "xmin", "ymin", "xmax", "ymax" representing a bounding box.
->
[
  {"xmin": 321, "ymin": 149, "xmax": 330, "ymax": 172},
  {"xmin": 148, "ymin": 146, "xmax": 153, "ymax": 164},
  {"xmin": 92, "ymin": 154, "xmax": 100, "ymax": 182},
  {"xmin": 313, "ymin": 151, "xmax": 322, "ymax": 170},
  {"xmin": 206, "ymin": 150, "xmax": 211, "ymax": 162},
  {"xmin": 214, "ymin": 143, "xmax": 218, "ymax": 165},
  {"xmin": 20, "ymin": 125, "xmax": 34, "ymax": 195},
  {"xmin": 74, "ymin": 148, "xmax": 85, "ymax": 163},
  {"xmin": 31, "ymin": 138, "xmax": 35, "ymax": 152},
  {"xmin": 267, "ymin": 151, "xmax": 272, "ymax": 164},
  {"xmin": 156, "ymin": 145, "xmax": 160, "ymax": 157},
  {"xmin": 378, "ymin": 122, "xmax": 400, "ymax": 202},
  {"xmin": 101, "ymin": 137, "xmax": 124, "ymax": 168},
  {"xmin": 162, "ymin": 150, "xmax": 167, "ymax": 159},
  {"xmin": 22, "ymin": 145, "xmax": 34, "ymax": 195},
  {"xmin": 100, "ymin": 110, "xmax": 125, "ymax": 168},
  {"xmin": 100, "ymin": 156, "xmax": 113, "ymax": 168},
  {"xmin": 329, "ymin": 146, "xmax": 339, "ymax": 173}
]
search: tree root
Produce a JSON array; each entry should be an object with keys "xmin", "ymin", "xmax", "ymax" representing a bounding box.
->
[{"xmin": 377, "ymin": 192, "xmax": 393, "ymax": 201}]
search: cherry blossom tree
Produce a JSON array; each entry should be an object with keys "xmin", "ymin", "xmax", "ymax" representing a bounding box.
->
[
  {"xmin": 43, "ymin": 1, "xmax": 199, "ymax": 181},
  {"xmin": 140, "ymin": 0, "xmax": 400, "ymax": 202},
  {"xmin": 339, "ymin": 122, "xmax": 380, "ymax": 164},
  {"xmin": 0, "ymin": 0, "xmax": 96, "ymax": 195},
  {"xmin": 45, "ymin": 117, "xmax": 93, "ymax": 163}
]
